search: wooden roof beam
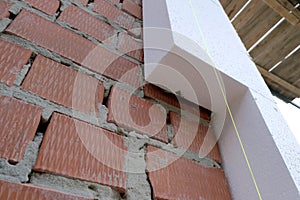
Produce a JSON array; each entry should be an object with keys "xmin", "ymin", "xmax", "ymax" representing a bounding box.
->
[
  {"xmin": 257, "ymin": 65, "xmax": 300, "ymax": 97},
  {"xmin": 263, "ymin": 0, "xmax": 300, "ymax": 25}
]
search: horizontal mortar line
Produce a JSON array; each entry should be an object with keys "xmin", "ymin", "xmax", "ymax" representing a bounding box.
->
[
  {"xmin": 62, "ymin": 0, "xmax": 138, "ymax": 32},
  {"xmin": 0, "ymin": 83, "xmax": 192, "ymax": 157},
  {"xmin": 8, "ymin": 1, "xmax": 143, "ymax": 65},
  {"xmin": 28, "ymin": 172, "xmax": 122, "ymax": 199},
  {"xmin": 9, "ymin": 0, "xmax": 57, "ymax": 22},
  {"xmin": 0, "ymin": 83, "xmax": 219, "ymax": 168},
  {"xmin": 0, "ymin": 33, "xmax": 142, "ymax": 93},
  {"xmin": 54, "ymin": 19, "xmax": 143, "ymax": 65},
  {"xmin": 60, "ymin": 0, "xmax": 144, "ymax": 42},
  {"xmin": 10, "ymin": 80, "xmax": 220, "ymax": 167},
  {"xmin": 0, "ymin": 82, "xmax": 113, "ymax": 130},
  {"xmin": 144, "ymin": 97, "xmax": 210, "ymax": 126},
  {"xmin": 145, "ymin": 140, "xmax": 221, "ymax": 168}
]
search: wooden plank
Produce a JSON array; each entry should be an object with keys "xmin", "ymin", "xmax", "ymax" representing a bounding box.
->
[
  {"xmin": 224, "ymin": 0, "xmax": 249, "ymax": 19},
  {"xmin": 257, "ymin": 65, "xmax": 300, "ymax": 97},
  {"xmin": 272, "ymin": 48, "xmax": 300, "ymax": 84},
  {"xmin": 236, "ymin": 1, "xmax": 281, "ymax": 49},
  {"xmin": 288, "ymin": 0, "xmax": 299, "ymax": 6},
  {"xmin": 250, "ymin": 20, "xmax": 300, "ymax": 69},
  {"xmin": 264, "ymin": 75, "xmax": 298, "ymax": 100},
  {"xmin": 263, "ymin": 0, "xmax": 299, "ymax": 25},
  {"xmin": 219, "ymin": 0, "xmax": 232, "ymax": 8},
  {"xmin": 277, "ymin": 0, "xmax": 300, "ymax": 19},
  {"xmin": 232, "ymin": 0, "xmax": 263, "ymax": 31}
]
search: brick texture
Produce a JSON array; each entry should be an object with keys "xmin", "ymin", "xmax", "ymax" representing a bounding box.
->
[
  {"xmin": 22, "ymin": 55, "xmax": 104, "ymax": 115},
  {"xmin": 76, "ymin": 0, "xmax": 89, "ymax": 6},
  {"xmin": 24, "ymin": 0, "xmax": 60, "ymax": 15},
  {"xmin": 146, "ymin": 146, "xmax": 231, "ymax": 200},
  {"xmin": 94, "ymin": 0, "xmax": 135, "ymax": 30},
  {"xmin": 122, "ymin": 0, "xmax": 142, "ymax": 19},
  {"xmin": 34, "ymin": 113, "xmax": 127, "ymax": 192},
  {"xmin": 0, "ymin": 38, "xmax": 32, "ymax": 87},
  {"xmin": 144, "ymin": 84, "xmax": 211, "ymax": 120},
  {"xmin": 59, "ymin": 5, "xmax": 115, "ymax": 42},
  {"xmin": 0, "ymin": 96, "xmax": 42, "ymax": 163},
  {"xmin": 170, "ymin": 112, "xmax": 221, "ymax": 163},
  {"xmin": 117, "ymin": 32, "xmax": 143, "ymax": 62},
  {"xmin": 6, "ymin": 10, "xmax": 141, "ymax": 88},
  {"xmin": 0, "ymin": 1, "xmax": 10, "ymax": 20},
  {"xmin": 106, "ymin": 0, "xmax": 119, "ymax": 6},
  {"xmin": 107, "ymin": 86, "xmax": 168, "ymax": 142},
  {"xmin": 0, "ymin": 180, "xmax": 90, "ymax": 199}
]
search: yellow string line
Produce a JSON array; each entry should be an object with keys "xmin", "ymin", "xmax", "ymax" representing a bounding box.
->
[{"xmin": 187, "ymin": 1, "xmax": 263, "ymax": 199}]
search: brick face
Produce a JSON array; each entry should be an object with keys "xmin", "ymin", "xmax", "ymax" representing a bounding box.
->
[
  {"xmin": 170, "ymin": 112, "xmax": 221, "ymax": 163},
  {"xmin": 144, "ymin": 84, "xmax": 211, "ymax": 120},
  {"xmin": 59, "ymin": 5, "xmax": 115, "ymax": 42},
  {"xmin": 0, "ymin": 38, "xmax": 32, "ymax": 87},
  {"xmin": 122, "ymin": 0, "xmax": 142, "ymax": 19},
  {"xmin": 94, "ymin": 0, "xmax": 135, "ymax": 30},
  {"xmin": 24, "ymin": 0, "xmax": 60, "ymax": 15},
  {"xmin": 0, "ymin": 1, "xmax": 10, "ymax": 20},
  {"xmin": 76, "ymin": 0, "xmax": 89, "ymax": 6},
  {"xmin": 106, "ymin": 0, "xmax": 119, "ymax": 6},
  {"xmin": 146, "ymin": 146, "xmax": 231, "ymax": 200},
  {"xmin": 0, "ymin": 180, "xmax": 90, "ymax": 199},
  {"xmin": 6, "ymin": 10, "xmax": 141, "ymax": 88},
  {"xmin": 34, "ymin": 113, "xmax": 127, "ymax": 192},
  {"xmin": 107, "ymin": 86, "xmax": 168, "ymax": 142},
  {"xmin": 117, "ymin": 32, "xmax": 143, "ymax": 62},
  {"xmin": 0, "ymin": 96, "xmax": 42, "ymax": 163},
  {"xmin": 22, "ymin": 55, "xmax": 104, "ymax": 115}
]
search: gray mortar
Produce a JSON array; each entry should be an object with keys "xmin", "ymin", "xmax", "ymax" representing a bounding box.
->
[
  {"xmin": 0, "ymin": 81, "xmax": 219, "ymax": 169},
  {"xmin": 0, "ymin": 18, "xmax": 11, "ymax": 32},
  {"xmin": 125, "ymin": 135, "xmax": 152, "ymax": 200},
  {"xmin": 9, "ymin": 0, "xmax": 56, "ymax": 21},
  {"xmin": 0, "ymin": 3, "xmax": 222, "ymax": 199},
  {"xmin": 0, "ymin": 133, "xmax": 43, "ymax": 183},
  {"xmin": 167, "ymin": 124, "xmax": 174, "ymax": 144},
  {"xmin": 130, "ymin": 21, "xmax": 142, "ymax": 38},
  {"xmin": 0, "ymin": 33, "xmax": 139, "ymax": 93},
  {"xmin": 13, "ymin": 54, "xmax": 35, "ymax": 86},
  {"xmin": 30, "ymin": 173, "xmax": 122, "ymax": 200}
]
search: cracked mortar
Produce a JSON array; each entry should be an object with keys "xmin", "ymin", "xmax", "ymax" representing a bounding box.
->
[
  {"xmin": 125, "ymin": 135, "xmax": 152, "ymax": 200},
  {"xmin": 30, "ymin": 173, "xmax": 123, "ymax": 200},
  {"xmin": 0, "ymin": 132, "xmax": 43, "ymax": 183}
]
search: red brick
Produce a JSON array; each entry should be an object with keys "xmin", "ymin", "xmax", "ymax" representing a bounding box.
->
[
  {"xmin": 0, "ymin": 180, "xmax": 90, "ymax": 199},
  {"xmin": 94, "ymin": 0, "xmax": 135, "ymax": 30},
  {"xmin": 0, "ymin": 1, "xmax": 10, "ymax": 20},
  {"xmin": 6, "ymin": 10, "xmax": 141, "ymax": 88},
  {"xmin": 0, "ymin": 38, "xmax": 32, "ymax": 86},
  {"xmin": 76, "ymin": 0, "xmax": 89, "ymax": 5},
  {"xmin": 170, "ymin": 112, "xmax": 221, "ymax": 163},
  {"xmin": 34, "ymin": 113, "xmax": 127, "ymax": 192},
  {"xmin": 132, "ymin": 0, "xmax": 142, "ymax": 6},
  {"xmin": 122, "ymin": 0, "xmax": 142, "ymax": 19},
  {"xmin": 146, "ymin": 146, "xmax": 231, "ymax": 200},
  {"xmin": 22, "ymin": 55, "xmax": 104, "ymax": 115},
  {"xmin": 0, "ymin": 96, "xmax": 42, "ymax": 163},
  {"xmin": 106, "ymin": 0, "xmax": 119, "ymax": 6},
  {"xmin": 24, "ymin": 0, "xmax": 60, "ymax": 15},
  {"xmin": 144, "ymin": 84, "xmax": 211, "ymax": 120},
  {"xmin": 107, "ymin": 86, "xmax": 168, "ymax": 142},
  {"xmin": 117, "ymin": 32, "xmax": 143, "ymax": 62},
  {"xmin": 59, "ymin": 5, "xmax": 115, "ymax": 42}
]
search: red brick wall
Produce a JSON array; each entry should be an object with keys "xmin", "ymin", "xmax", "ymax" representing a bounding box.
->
[{"xmin": 0, "ymin": 0, "xmax": 231, "ymax": 199}]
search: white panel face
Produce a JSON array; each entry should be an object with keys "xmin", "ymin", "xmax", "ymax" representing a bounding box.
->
[{"xmin": 143, "ymin": 0, "xmax": 300, "ymax": 199}]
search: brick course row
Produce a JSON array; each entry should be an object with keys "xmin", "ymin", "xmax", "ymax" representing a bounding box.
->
[
  {"xmin": 0, "ymin": 1, "xmax": 232, "ymax": 199},
  {"xmin": 6, "ymin": 10, "xmax": 141, "ymax": 88}
]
